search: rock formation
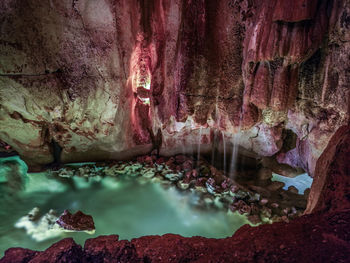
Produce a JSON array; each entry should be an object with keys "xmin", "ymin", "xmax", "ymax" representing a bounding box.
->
[
  {"xmin": 0, "ymin": 0, "xmax": 349, "ymax": 261},
  {"xmin": 2, "ymin": 122, "xmax": 350, "ymax": 263},
  {"xmin": 0, "ymin": 0, "xmax": 348, "ymax": 177}
]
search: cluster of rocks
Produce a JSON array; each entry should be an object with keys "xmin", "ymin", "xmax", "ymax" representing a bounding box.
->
[
  {"xmin": 51, "ymin": 154, "xmax": 308, "ymax": 225},
  {"xmin": 15, "ymin": 208, "xmax": 95, "ymax": 242},
  {"xmin": 51, "ymin": 165, "xmax": 104, "ymax": 179}
]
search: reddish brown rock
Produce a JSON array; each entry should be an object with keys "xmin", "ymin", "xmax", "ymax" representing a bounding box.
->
[
  {"xmin": 250, "ymin": 62, "xmax": 271, "ymax": 109},
  {"xmin": 29, "ymin": 238, "xmax": 82, "ymax": 263},
  {"xmin": 56, "ymin": 210, "xmax": 95, "ymax": 232},
  {"xmin": 2, "ymin": 211, "xmax": 350, "ymax": 263},
  {"xmin": 273, "ymin": 0, "xmax": 319, "ymax": 22},
  {"xmin": 0, "ymin": 248, "xmax": 38, "ymax": 263},
  {"xmin": 84, "ymin": 235, "xmax": 141, "ymax": 263},
  {"xmin": 306, "ymin": 125, "xmax": 350, "ymax": 213}
]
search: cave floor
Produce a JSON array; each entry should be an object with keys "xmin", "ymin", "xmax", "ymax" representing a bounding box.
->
[{"xmin": 0, "ymin": 155, "xmax": 312, "ymax": 258}]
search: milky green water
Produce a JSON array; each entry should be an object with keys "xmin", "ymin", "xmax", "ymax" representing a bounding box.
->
[{"xmin": 0, "ymin": 160, "xmax": 249, "ymax": 257}]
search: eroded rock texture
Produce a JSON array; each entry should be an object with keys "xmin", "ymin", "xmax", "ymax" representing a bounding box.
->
[
  {"xmin": 2, "ymin": 123, "xmax": 350, "ymax": 263},
  {"xmin": 0, "ymin": 0, "xmax": 349, "ymax": 176}
]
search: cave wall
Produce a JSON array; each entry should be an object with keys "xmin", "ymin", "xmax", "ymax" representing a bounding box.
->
[{"xmin": 0, "ymin": 0, "xmax": 349, "ymax": 173}]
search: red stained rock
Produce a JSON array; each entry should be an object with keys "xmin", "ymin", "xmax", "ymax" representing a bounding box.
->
[
  {"xmin": 84, "ymin": 235, "xmax": 140, "ymax": 263},
  {"xmin": 273, "ymin": 0, "xmax": 319, "ymax": 22},
  {"xmin": 3, "ymin": 211, "xmax": 350, "ymax": 262},
  {"xmin": 242, "ymin": 103, "xmax": 260, "ymax": 129},
  {"xmin": 0, "ymin": 248, "xmax": 38, "ymax": 263},
  {"xmin": 28, "ymin": 238, "xmax": 83, "ymax": 263},
  {"xmin": 306, "ymin": 125, "xmax": 350, "ymax": 213},
  {"xmin": 56, "ymin": 210, "xmax": 95, "ymax": 232},
  {"xmin": 270, "ymin": 64, "xmax": 299, "ymax": 111},
  {"xmin": 270, "ymin": 65, "xmax": 290, "ymax": 111},
  {"xmin": 250, "ymin": 62, "xmax": 271, "ymax": 109}
]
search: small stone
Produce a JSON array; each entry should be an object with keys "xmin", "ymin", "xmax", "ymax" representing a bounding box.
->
[
  {"xmin": 229, "ymin": 185, "xmax": 240, "ymax": 196},
  {"xmin": 165, "ymin": 157, "xmax": 175, "ymax": 167},
  {"xmin": 283, "ymin": 208, "xmax": 290, "ymax": 215},
  {"xmin": 206, "ymin": 178, "xmax": 216, "ymax": 195},
  {"xmin": 260, "ymin": 206, "xmax": 272, "ymax": 219},
  {"xmin": 248, "ymin": 192, "xmax": 260, "ymax": 202},
  {"xmin": 259, "ymin": 198, "xmax": 269, "ymax": 205},
  {"xmin": 247, "ymin": 215, "xmax": 261, "ymax": 225},
  {"xmin": 177, "ymin": 180, "xmax": 189, "ymax": 190},
  {"xmin": 271, "ymin": 215, "xmax": 282, "ymax": 223},
  {"xmin": 182, "ymin": 160, "xmax": 193, "ymax": 171},
  {"xmin": 155, "ymin": 164, "xmax": 164, "ymax": 171},
  {"xmin": 270, "ymin": 202, "xmax": 279, "ymax": 208},
  {"xmin": 194, "ymin": 186, "xmax": 207, "ymax": 193},
  {"xmin": 250, "ymin": 203, "xmax": 259, "ymax": 215},
  {"xmin": 155, "ymin": 157, "xmax": 165, "ymax": 164},
  {"xmin": 142, "ymin": 169, "xmax": 155, "ymax": 178},
  {"xmin": 164, "ymin": 173, "xmax": 182, "ymax": 182},
  {"xmin": 192, "ymin": 169, "xmax": 198, "ymax": 178},
  {"xmin": 58, "ymin": 168, "xmax": 74, "ymax": 178},
  {"xmin": 281, "ymin": 215, "xmax": 289, "ymax": 223},
  {"xmin": 287, "ymin": 185, "xmax": 299, "ymax": 194},
  {"xmin": 221, "ymin": 180, "xmax": 229, "ymax": 190},
  {"xmin": 144, "ymin": 156, "xmax": 153, "ymax": 165},
  {"xmin": 235, "ymin": 190, "xmax": 248, "ymax": 199}
]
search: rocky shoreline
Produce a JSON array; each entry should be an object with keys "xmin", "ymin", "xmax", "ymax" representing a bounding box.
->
[{"xmin": 51, "ymin": 154, "xmax": 309, "ymax": 226}]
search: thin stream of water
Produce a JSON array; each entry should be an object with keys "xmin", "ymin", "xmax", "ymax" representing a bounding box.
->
[{"xmin": 229, "ymin": 110, "xmax": 243, "ymax": 178}]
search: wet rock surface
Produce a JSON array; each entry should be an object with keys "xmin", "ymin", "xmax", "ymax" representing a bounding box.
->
[
  {"xmin": 0, "ymin": 0, "xmax": 348, "ymax": 178},
  {"xmin": 2, "ymin": 125, "xmax": 350, "ymax": 263},
  {"xmin": 56, "ymin": 210, "xmax": 95, "ymax": 233},
  {"xmin": 14, "ymin": 208, "xmax": 95, "ymax": 242},
  {"xmin": 2, "ymin": 210, "xmax": 350, "ymax": 263},
  {"xmin": 50, "ymin": 153, "xmax": 308, "ymax": 226}
]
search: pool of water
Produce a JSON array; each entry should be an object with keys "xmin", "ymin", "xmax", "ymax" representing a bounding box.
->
[
  {"xmin": 0, "ymin": 161, "xmax": 248, "ymax": 257},
  {"xmin": 271, "ymin": 173, "xmax": 313, "ymax": 194}
]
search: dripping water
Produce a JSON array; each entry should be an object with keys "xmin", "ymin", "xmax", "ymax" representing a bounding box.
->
[
  {"xmin": 211, "ymin": 95, "xmax": 220, "ymax": 167},
  {"xmin": 229, "ymin": 110, "xmax": 243, "ymax": 179},
  {"xmin": 197, "ymin": 126, "xmax": 202, "ymax": 166},
  {"xmin": 222, "ymin": 131, "xmax": 226, "ymax": 174}
]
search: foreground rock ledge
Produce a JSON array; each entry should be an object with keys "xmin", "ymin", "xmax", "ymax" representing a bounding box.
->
[
  {"xmin": 1, "ymin": 210, "xmax": 350, "ymax": 263},
  {"xmin": 1, "ymin": 126, "xmax": 350, "ymax": 262}
]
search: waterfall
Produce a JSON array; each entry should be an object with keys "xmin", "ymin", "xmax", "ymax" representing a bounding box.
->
[
  {"xmin": 211, "ymin": 95, "xmax": 220, "ymax": 166},
  {"xmin": 222, "ymin": 131, "xmax": 226, "ymax": 174},
  {"xmin": 197, "ymin": 126, "xmax": 202, "ymax": 165},
  {"xmin": 229, "ymin": 110, "xmax": 243, "ymax": 179}
]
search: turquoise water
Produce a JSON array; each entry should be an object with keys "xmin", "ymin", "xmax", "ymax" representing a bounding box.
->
[
  {"xmin": 271, "ymin": 173, "xmax": 313, "ymax": 194},
  {"xmin": 0, "ymin": 159, "xmax": 248, "ymax": 257}
]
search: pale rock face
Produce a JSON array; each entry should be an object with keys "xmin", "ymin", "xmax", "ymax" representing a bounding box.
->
[{"xmin": 0, "ymin": 0, "xmax": 349, "ymax": 177}]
